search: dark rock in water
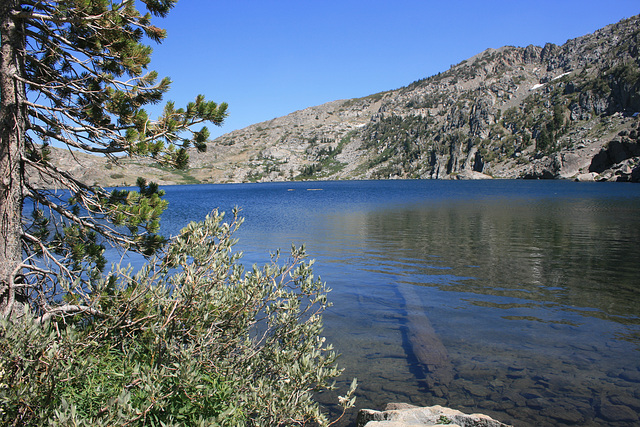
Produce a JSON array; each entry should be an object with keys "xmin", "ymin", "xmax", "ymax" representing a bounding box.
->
[
  {"xmin": 520, "ymin": 390, "xmax": 543, "ymax": 400},
  {"xmin": 524, "ymin": 398, "xmax": 545, "ymax": 410},
  {"xmin": 619, "ymin": 369, "xmax": 640, "ymax": 383},
  {"xmin": 462, "ymin": 382, "xmax": 491, "ymax": 398},
  {"xmin": 608, "ymin": 392, "xmax": 640, "ymax": 411},
  {"xmin": 459, "ymin": 368, "xmax": 494, "ymax": 382},
  {"xmin": 357, "ymin": 403, "xmax": 512, "ymax": 426},
  {"xmin": 599, "ymin": 402, "xmax": 640, "ymax": 422},
  {"xmin": 503, "ymin": 389, "xmax": 527, "ymax": 407},
  {"xmin": 541, "ymin": 405, "xmax": 585, "ymax": 424}
]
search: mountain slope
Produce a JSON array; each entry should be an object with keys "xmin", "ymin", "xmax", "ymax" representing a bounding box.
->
[
  {"xmin": 41, "ymin": 15, "xmax": 640, "ymax": 187},
  {"xmin": 192, "ymin": 14, "xmax": 640, "ymax": 183}
]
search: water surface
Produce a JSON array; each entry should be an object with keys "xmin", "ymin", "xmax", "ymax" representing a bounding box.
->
[{"xmin": 158, "ymin": 180, "xmax": 640, "ymax": 426}]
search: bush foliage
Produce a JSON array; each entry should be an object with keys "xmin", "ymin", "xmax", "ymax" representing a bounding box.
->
[{"xmin": 0, "ymin": 210, "xmax": 355, "ymax": 426}]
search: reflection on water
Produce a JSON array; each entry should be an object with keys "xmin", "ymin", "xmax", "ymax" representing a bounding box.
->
[
  {"xmin": 360, "ymin": 198, "xmax": 640, "ymax": 322},
  {"xmin": 157, "ymin": 180, "xmax": 640, "ymax": 426}
]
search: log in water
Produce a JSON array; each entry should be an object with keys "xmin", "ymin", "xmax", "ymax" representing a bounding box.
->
[{"xmin": 398, "ymin": 283, "xmax": 453, "ymax": 391}]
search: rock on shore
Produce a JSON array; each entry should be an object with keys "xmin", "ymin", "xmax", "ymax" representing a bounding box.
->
[{"xmin": 357, "ymin": 403, "xmax": 511, "ymax": 427}]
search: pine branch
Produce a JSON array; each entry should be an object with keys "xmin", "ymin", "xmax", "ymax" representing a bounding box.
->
[
  {"xmin": 37, "ymin": 304, "xmax": 106, "ymax": 324},
  {"xmin": 27, "ymin": 122, "xmax": 125, "ymax": 154},
  {"xmin": 24, "ymin": 182, "xmax": 137, "ymax": 248}
]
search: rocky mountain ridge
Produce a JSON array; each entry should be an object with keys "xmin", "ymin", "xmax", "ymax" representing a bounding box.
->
[{"xmin": 41, "ymin": 15, "xmax": 640, "ymax": 187}]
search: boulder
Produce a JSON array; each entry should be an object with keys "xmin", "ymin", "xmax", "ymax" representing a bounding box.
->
[
  {"xmin": 589, "ymin": 140, "xmax": 640, "ymax": 173},
  {"xmin": 575, "ymin": 172, "xmax": 597, "ymax": 182},
  {"xmin": 557, "ymin": 152, "xmax": 587, "ymax": 179},
  {"xmin": 593, "ymin": 157, "xmax": 640, "ymax": 182},
  {"xmin": 357, "ymin": 403, "xmax": 512, "ymax": 427},
  {"xmin": 456, "ymin": 171, "xmax": 493, "ymax": 180},
  {"xmin": 521, "ymin": 154, "xmax": 562, "ymax": 179}
]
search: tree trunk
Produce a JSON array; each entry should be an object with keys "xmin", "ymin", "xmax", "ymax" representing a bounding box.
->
[{"xmin": 0, "ymin": 0, "xmax": 27, "ymax": 320}]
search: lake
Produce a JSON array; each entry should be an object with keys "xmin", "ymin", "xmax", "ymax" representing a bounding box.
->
[{"xmin": 154, "ymin": 179, "xmax": 640, "ymax": 426}]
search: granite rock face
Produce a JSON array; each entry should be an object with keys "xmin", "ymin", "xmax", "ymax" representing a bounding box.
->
[
  {"xmin": 588, "ymin": 138, "xmax": 640, "ymax": 181},
  {"xmin": 357, "ymin": 403, "xmax": 512, "ymax": 427}
]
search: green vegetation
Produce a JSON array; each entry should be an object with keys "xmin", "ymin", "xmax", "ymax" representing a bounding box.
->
[
  {"xmin": 172, "ymin": 170, "xmax": 203, "ymax": 185},
  {"xmin": 436, "ymin": 415, "xmax": 453, "ymax": 425},
  {"xmin": 246, "ymin": 162, "xmax": 283, "ymax": 182},
  {"xmin": 353, "ymin": 35, "xmax": 638, "ymax": 180},
  {"xmin": 295, "ymin": 132, "xmax": 353, "ymax": 179},
  {"xmin": 298, "ymin": 162, "xmax": 324, "ymax": 178},
  {"xmin": 358, "ymin": 114, "xmax": 437, "ymax": 176},
  {"xmin": 1, "ymin": 211, "xmax": 356, "ymax": 425}
]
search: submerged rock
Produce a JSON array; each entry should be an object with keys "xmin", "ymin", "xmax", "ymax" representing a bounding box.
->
[
  {"xmin": 599, "ymin": 402, "xmax": 639, "ymax": 423},
  {"xmin": 357, "ymin": 403, "xmax": 512, "ymax": 427}
]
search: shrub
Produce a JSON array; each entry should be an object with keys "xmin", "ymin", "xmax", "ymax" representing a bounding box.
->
[{"xmin": 0, "ymin": 210, "xmax": 355, "ymax": 426}]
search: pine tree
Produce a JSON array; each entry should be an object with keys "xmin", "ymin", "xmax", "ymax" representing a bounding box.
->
[
  {"xmin": 0, "ymin": 0, "xmax": 227, "ymax": 320},
  {"xmin": 0, "ymin": 4, "xmax": 355, "ymax": 425}
]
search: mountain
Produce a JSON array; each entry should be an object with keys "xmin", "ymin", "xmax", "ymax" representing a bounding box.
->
[{"xmin": 41, "ymin": 15, "xmax": 640, "ymax": 187}]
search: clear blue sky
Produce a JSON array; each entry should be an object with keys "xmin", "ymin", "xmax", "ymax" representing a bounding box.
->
[{"xmin": 146, "ymin": 1, "xmax": 639, "ymax": 140}]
